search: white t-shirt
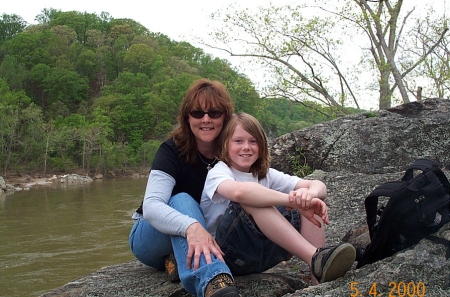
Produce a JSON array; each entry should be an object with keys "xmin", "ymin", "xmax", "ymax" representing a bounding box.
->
[{"xmin": 201, "ymin": 161, "xmax": 301, "ymax": 236}]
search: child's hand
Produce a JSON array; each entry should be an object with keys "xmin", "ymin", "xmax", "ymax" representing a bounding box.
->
[
  {"xmin": 288, "ymin": 188, "xmax": 320, "ymax": 210},
  {"xmin": 297, "ymin": 198, "xmax": 329, "ymax": 227}
]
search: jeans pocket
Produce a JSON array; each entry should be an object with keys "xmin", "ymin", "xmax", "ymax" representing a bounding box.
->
[{"xmin": 223, "ymin": 247, "xmax": 259, "ymax": 275}]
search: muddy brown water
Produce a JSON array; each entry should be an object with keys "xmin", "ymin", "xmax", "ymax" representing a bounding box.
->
[{"xmin": 0, "ymin": 177, "xmax": 147, "ymax": 297}]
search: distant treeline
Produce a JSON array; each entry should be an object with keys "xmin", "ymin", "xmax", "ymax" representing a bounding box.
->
[{"xmin": 0, "ymin": 9, "xmax": 358, "ymax": 175}]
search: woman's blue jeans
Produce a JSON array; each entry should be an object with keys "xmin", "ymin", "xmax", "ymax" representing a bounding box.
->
[{"xmin": 129, "ymin": 193, "xmax": 232, "ymax": 297}]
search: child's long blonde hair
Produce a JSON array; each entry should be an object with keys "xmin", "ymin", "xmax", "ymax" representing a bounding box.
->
[{"xmin": 218, "ymin": 112, "xmax": 271, "ymax": 179}]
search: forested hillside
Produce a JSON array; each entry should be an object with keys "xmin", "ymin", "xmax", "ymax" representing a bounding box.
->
[{"xmin": 0, "ymin": 9, "xmax": 349, "ymax": 175}]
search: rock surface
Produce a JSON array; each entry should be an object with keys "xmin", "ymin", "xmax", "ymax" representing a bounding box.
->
[
  {"xmin": 271, "ymin": 98, "xmax": 450, "ymax": 174},
  {"xmin": 40, "ymin": 99, "xmax": 450, "ymax": 296},
  {"xmin": 0, "ymin": 174, "xmax": 93, "ymax": 194}
]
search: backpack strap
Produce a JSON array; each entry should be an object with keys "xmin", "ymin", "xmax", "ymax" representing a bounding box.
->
[
  {"xmin": 403, "ymin": 159, "xmax": 450, "ymax": 194},
  {"xmin": 364, "ymin": 181, "xmax": 405, "ymax": 239},
  {"xmin": 425, "ymin": 235, "xmax": 450, "ymax": 260},
  {"xmin": 359, "ymin": 183, "xmax": 406, "ymax": 268},
  {"xmin": 402, "ymin": 159, "xmax": 435, "ymax": 181}
]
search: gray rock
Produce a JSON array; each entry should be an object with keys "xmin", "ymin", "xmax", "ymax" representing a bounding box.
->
[
  {"xmin": 40, "ymin": 260, "xmax": 308, "ymax": 297},
  {"xmin": 42, "ymin": 99, "xmax": 450, "ymax": 296},
  {"xmin": 1, "ymin": 174, "xmax": 93, "ymax": 194},
  {"xmin": 0, "ymin": 176, "xmax": 6, "ymax": 191},
  {"xmin": 58, "ymin": 174, "xmax": 93, "ymax": 184},
  {"xmin": 271, "ymin": 98, "xmax": 450, "ymax": 174}
]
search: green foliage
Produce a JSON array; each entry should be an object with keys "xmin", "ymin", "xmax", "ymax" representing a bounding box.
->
[
  {"xmin": 136, "ymin": 140, "xmax": 161, "ymax": 167},
  {"xmin": 0, "ymin": 79, "xmax": 44, "ymax": 174},
  {"xmin": 289, "ymin": 148, "xmax": 313, "ymax": 178},
  {"xmin": 47, "ymin": 156, "xmax": 78, "ymax": 171},
  {"xmin": 0, "ymin": 13, "xmax": 27, "ymax": 44},
  {"xmin": 4, "ymin": 32, "xmax": 45, "ymax": 68},
  {"xmin": 42, "ymin": 67, "xmax": 90, "ymax": 111},
  {"xmin": 0, "ymin": 55, "xmax": 27, "ymax": 90},
  {"xmin": 0, "ymin": 8, "xmax": 347, "ymax": 175},
  {"xmin": 253, "ymin": 98, "xmax": 344, "ymax": 138},
  {"xmin": 365, "ymin": 112, "xmax": 378, "ymax": 118}
]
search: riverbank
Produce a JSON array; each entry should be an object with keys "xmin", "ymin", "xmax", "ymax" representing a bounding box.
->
[{"xmin": 0, "ymin": 168, "xmax": 149, "ymax": 194}]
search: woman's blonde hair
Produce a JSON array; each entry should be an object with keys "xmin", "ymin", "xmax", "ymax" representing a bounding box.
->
[
  {"xmin": 169, "ymin": 78, "xmax": 234, "ymax": 164},
  {"xmin": 218, "ymin": 112, "xmax": 271, "ymax": 179}
]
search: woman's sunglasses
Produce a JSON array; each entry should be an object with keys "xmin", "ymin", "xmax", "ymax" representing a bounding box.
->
[{"xmin": 189, "ymin": 110, "xmax": 224, "ymax": 119}]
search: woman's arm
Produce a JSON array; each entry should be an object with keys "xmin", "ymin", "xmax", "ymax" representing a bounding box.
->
[
  {"xmin": 144, "ymin": 170, "xmax": 225, "ymax": 269},
  {"xmin": 142, "ymin": 170, "xmax": 197, "ymax": 237}
]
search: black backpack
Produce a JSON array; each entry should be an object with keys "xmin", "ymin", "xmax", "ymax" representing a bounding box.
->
[{"xmin": 357, "ymin": 159, "xmax": 450, "ymax": 268}]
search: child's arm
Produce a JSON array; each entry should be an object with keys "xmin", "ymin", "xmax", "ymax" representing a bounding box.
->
[
  {"xmin": 216, "ymin": 179, "xmax": 297, "ymax": 207},
  {"xmin": 297, "ymin": 197, "xmax": 329, "ymax": 226},
  {"xmin": 215, "ymin": 179, "xmax": 326, "ymax": 208},
  {"xmin": 288, "ymin": 179, "xmax": 327, "ymax": 210},
  {"xmin": 215, "ymin": 179, "xmax": 329, "ymax": 226}
]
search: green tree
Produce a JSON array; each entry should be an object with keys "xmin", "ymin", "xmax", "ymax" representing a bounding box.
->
[
  {"xmin": 334, "ymin": 0, "xmax": 449, "ymax": 108},
  {"xmin": 206, "ymin": 4, "xmax": 354, "ymax": 116},
  {"xmin": 29, "ymin": 63, "xmax": 52, "ymax": 112},
  {"xmin": 109, "ymin": 18, "xmax": 150, "ymax": 37},
  {"xmin": 0, "ymin": 79, "xmax": 44, "ymax": 174},
  {"xmin": 4, "ymin": 32, "xmax": 46, "ymax": 68},
  {"xmin": 94, "ymin": 71, "xmax": 154, "ymax": 147},
  {"xmin": 76, "ymin": 48, "xmax": 98, "ymax": 79},
  {"xmin": 50, "ymin": 114, "xmax": 84, "ymax": 171},
  {"xmin": 42, "ymin": 67, "xmax": 90, "ymax": 114},
  {"xmin": 207, "ymin": 1, "xmax": 449, "ymax": 110},
  {"xmin": 136, "ymin": 140, "xmax": 161, "ymax": 168},
  {"xmin": 0, "ymin": 54, "xmax": 27, "ymax": 90},
  {"xmin": 407, "ymin": 13, "xmax": 450, "ymax": 99},
  {"xmin": 49, "ymin": 11, "xmax": 105, "ymax": 44},
  {"xmin": 35, "ymin": 8, "xmax": 62, "ymax": 25},
  {"xmin": 0, "ymin": 13, "xmax": 27, "ymax": 45},
  {"xmin": 80, "ymin": 108, "xmax": 113, "ymax": 174},
  {"xmin": 123, "ymin": 43, "xmax": 156, "ymax": 76},
  {"xmin": 0, "ymin": 8, "xmax": 278, "ymax": 173},
  {"xmin": 48, "ymin": 25, "xmax": 78, "ymax": 66}
]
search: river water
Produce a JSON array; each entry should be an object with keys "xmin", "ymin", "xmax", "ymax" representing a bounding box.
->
[{"xmin": 0, "ymin": 177, "xmax": 147, "ymax": 297}]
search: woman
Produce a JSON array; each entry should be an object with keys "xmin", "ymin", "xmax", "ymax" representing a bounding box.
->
[{"xmin": 129, "ymin": 79, "xmax": 240, "ymax": 297}]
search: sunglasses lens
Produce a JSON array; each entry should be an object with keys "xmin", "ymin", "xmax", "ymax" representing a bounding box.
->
[
  {"xmin": 189, "ymin": 110, "xmax": 224, "ymax": 119},
  {"xmin": 208, "ymin": 110, "xmax": 224, "ymax": 118},
  {"xmin": 190, "ymin": 110, "xmax": 205, "ymax": 119}
]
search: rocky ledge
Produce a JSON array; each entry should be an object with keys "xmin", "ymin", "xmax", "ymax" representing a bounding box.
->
[{"xmin": 41, "ymin": 99, "xmax": 450, "ymax": 296}]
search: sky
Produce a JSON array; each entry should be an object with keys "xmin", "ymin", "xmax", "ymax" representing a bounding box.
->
[
  {"xmin": 1, "ymin": 1, "xmax": 294, "ymax": 56},
  {"xmin": 2, "ymin": 1, "xmax": 444, "ymax": 48},
  {"xmin": 1, "ymin": 0, "xmax": 448, "ymax": 109}
]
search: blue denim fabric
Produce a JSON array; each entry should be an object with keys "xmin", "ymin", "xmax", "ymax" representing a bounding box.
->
[
  {"xmin": 129, "ymin": 193, "xmax": 232, "ymax": 297},
  {"xmin": 215, "ymin": 202, "xmax": 300, "ymax": 276}
]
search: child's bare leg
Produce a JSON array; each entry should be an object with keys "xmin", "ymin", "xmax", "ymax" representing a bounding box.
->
[
  {"xmin": 300, "ymin": 215, "xmax": 325, "ymax": 248},
  {"xmin": 299, "ymin": 215, "xmax": 325, "ymax": 284},
  {"xmin": 240, "ymin": 204, "xmax": 316, "ymax": 266}
]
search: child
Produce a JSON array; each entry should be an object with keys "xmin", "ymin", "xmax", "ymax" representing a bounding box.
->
[{"xmin": 200, "ymin": 112, "xmax": 355, "ymax": 284}]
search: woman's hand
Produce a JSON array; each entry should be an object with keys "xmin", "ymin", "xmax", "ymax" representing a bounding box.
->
[{"xmin": 185, "ymin": 222, "xmax": 225, "ymax": 270}]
